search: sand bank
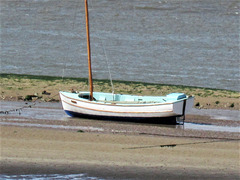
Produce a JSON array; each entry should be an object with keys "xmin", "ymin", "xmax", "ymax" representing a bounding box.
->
[{"xmin": 1, "ymin": 126, "xmax": 239, "ymax": 179}]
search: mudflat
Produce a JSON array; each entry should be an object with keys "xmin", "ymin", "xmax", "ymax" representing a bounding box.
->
[{"xmin": 1, "ymin": 126, "xmax": 239, "ymax": 179}]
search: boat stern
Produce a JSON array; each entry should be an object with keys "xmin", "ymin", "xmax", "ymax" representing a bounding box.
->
[{"xmin": 173, "ymin": 95, "xmax": 194, "ymax": 116}]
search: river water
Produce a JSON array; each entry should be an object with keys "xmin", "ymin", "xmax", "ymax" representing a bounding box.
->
[{"xmin": 1, "ymin": 0, "xmax": 239, "ymax": 91}]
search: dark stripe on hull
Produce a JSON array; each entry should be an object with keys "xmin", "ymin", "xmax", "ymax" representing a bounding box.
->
[{"xmin": 64, "ymin": 110, "xmax": 177, "ymax": 125}]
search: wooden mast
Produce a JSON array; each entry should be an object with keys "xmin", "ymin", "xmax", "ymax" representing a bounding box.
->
[{"xmin": 85, "ymin": 0, "xmax": 93, "ymax": 101}]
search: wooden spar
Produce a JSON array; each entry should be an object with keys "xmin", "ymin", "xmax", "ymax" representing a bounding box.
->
[{"xmin": 85, "ymin": 0, "xmax": 93, "ymax": 101}]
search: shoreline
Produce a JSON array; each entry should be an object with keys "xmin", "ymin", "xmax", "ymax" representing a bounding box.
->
[
  {"xmin": 1, "ymin": 73, "xmax": 239, "ymax": 110},
  {"xmin": 1, "ymin": 73, "xmax": 238, "ymax": 92}
]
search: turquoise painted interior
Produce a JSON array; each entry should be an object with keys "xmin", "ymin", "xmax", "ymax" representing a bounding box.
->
[{"xmin": 62, "ymin": 91, "xmax": 187, "ymax": 103}]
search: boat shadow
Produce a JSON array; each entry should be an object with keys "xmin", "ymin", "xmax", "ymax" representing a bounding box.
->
[{"xmin": 69, "ymin": 114, "xmax": 180, "ymax": 125}]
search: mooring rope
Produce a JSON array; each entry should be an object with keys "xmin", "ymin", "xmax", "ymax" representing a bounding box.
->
[
  {"xmin": 88, "ymin": 0, "xmax": 115, "ymax": 94},
  {"xmin": 0, "ymin": 102, "xmax": 36, "ymax": 115},
  {"xmin": 102, "ymin": 40, "xmax": 115, "ymax": 94}
]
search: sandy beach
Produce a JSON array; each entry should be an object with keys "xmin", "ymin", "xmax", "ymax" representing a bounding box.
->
[
  {"xmin": 1, "ymin": 125, "xmax": 239, "ymax": 179},
  {"xmin": 1, "ymin": 100, "xmax": 240, "ymax": 179}
]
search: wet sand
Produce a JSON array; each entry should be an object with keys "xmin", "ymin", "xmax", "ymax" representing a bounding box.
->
[
  {"xmin": 0, "ymin": 100, "xmax": 239, "ymax": 179},
  {"xmin": 1, "ymin": 126, "xmax": 239, "ymax": 179}
]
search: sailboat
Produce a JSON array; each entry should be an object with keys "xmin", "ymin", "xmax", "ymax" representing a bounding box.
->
[{"xmin": 59, "ymin": 0, "xmax": 194, "ymax": 122}]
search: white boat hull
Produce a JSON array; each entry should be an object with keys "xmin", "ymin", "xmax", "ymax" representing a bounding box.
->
[{"xmin": 59, "ymin": 91, "xmax": 194, "ymax": 120}]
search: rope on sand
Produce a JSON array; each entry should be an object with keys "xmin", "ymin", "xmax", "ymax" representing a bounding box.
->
[
  {"xmin": 0, "ymin": 102, "xmax": 36, "ymax": 115},
  {"xmin": 0, "ymin": 93, "xmax": 59, "ymax": 115}
]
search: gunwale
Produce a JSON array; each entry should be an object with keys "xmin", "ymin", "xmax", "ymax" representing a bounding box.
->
[{"xmin": 60, "ymin": 91, "xmax": 184, "ymax": 107}]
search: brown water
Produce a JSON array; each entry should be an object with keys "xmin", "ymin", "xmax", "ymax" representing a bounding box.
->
[{"xmin": 1, "ymin": 0, "xmax": 239, "ymax": 91}]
